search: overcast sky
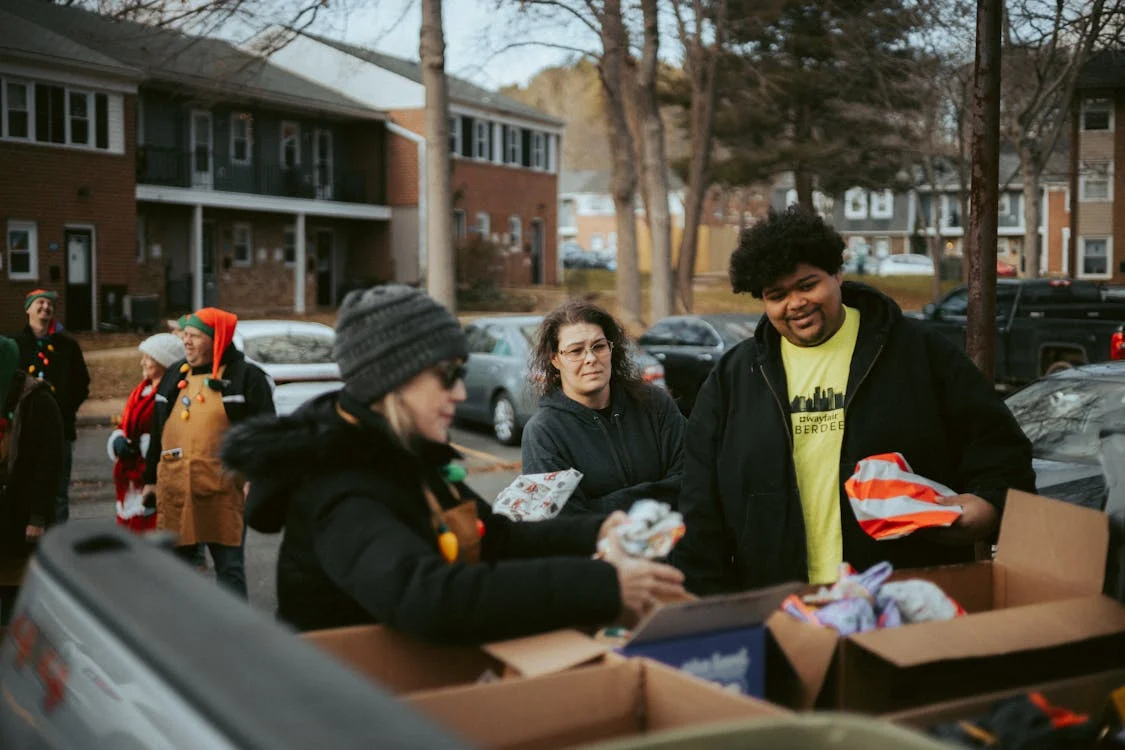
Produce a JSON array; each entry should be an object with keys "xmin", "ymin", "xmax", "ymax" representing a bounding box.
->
[{"xmin": 307, "ymin": 0, "xmax": 590, "ymax": 89}]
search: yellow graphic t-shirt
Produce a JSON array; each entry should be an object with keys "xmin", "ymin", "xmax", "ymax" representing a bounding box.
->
[{"xmin": 781, "ymin": 305, "xmax": 861, "ymax": 584}]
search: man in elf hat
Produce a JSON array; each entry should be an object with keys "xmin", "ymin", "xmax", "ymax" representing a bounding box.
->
[
  {"xmin": 13, "ymin": 289, "xmax": 90, "ymax": 524},
  {"xmin": 142, "ymin": 307, "xmax": 274, "ymax": 597},
  {"xmin": 0, "ymin": 335, "xmax": 63, "ymax": 624}
]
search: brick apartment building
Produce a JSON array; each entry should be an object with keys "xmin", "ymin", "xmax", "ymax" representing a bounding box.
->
[{"xmin": 267, "ymin": 31, "xmax": 564, "ymax": 285}]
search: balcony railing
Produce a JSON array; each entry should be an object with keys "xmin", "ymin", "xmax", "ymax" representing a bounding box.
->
[{"xmin": 136, "ymin": 146, "xmax": 382, "ymax": 205}]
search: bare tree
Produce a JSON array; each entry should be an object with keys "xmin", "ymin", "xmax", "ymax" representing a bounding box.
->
[
  {"xmin": 635, "ymin": 0, "xmax": 674, "ymax": 321},
  {"xmin": 1000, "ymin": 0, "xmax": 1115, "ymax": 279},
  {"xmin": 668, "ymin": 0, "xmax": 725, "ymax": 312},
  {"xmin": 421, "ymin": 0, "xmax": 456, "ymax": 309}
]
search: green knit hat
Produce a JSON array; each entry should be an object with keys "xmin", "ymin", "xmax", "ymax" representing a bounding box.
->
[{"xmin": 24, "ymin": 289, "xmax": 58, "ymax": 311}]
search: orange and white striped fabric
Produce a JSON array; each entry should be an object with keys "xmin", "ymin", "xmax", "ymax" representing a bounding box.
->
[{"xmin": 844, "ymin": 453, "xmax": 963, "ymax": 541}]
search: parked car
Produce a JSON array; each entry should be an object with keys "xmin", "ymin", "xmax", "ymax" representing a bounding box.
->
[
  {"xmin": 233, "ymin": 320, "xmax": 340, "ymax": 385},
  {"xmin": 458, "ymin": 315, "xmax": 666, "ymax": 445},
  {"xmin": 876, "ymin": 253, "xmax": 935, "ymax": 276},
  {"xmin": 917, "ymin": 279, "xmax": 1125, "ymax": 386},
  {"xmin": 637, "ymin": 314, "xmax": 760, "ymax": 416},
  {"xmin": 272, "ymin": 380, "xmax": 344, "ymax": 417},
  {"xmin": 997, "ymin": 260, "xmax": 1019, "ymax": 278}
]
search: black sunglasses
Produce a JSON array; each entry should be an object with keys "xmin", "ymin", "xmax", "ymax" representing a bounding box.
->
[{"xmin": 434, "ymin": 361, "xmax": 468, "ymax": 390}]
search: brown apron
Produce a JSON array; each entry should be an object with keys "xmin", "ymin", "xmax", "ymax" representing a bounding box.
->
[
  {"xmin": 426, "ymin": 486, "xmax": 481, "ymax": 565},
  {"xmin": 156, "ymin": 367, "xmax": 244, "ymax": 547}
]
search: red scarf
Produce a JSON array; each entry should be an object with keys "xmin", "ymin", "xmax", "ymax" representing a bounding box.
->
[{"xmin": 113, "ymin": 380, "xmax": 156, "ymax": 502}]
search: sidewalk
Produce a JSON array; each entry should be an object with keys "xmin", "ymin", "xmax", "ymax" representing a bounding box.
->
[{"xmin": 78, "ymin": 398, "xmax": 125, "ymax": 427}]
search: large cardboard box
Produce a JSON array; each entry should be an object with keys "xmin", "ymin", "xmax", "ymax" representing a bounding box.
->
[
  {"xmin": 886, "ymin": 668, "xmax": 1125, "ymax": 730},
  {"xmin": 614, "ymin": 582, "xmax": 803, "ymax": 697},
  {"xmin": 768, "ymin": 491, "xmax": 1125, "ymax": 713},
  {"xmin": 407, "ymin": 657, "xmax": 789, "ymax": 750},
  {"xmin": 304, "ymin": 625, "xmax": 611, "ymax": 694}
]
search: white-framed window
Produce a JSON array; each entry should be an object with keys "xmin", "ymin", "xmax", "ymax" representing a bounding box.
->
[
  {"xmin": 1078, "ymin": 236, "xmax": 1112, "ymax": 278},
  {"xmin": 67, "ymin": 90, "xmax": 92, "ymax": 146},
  {"xmin": 34, "ymin": 82, "xmax": 65, "ymax": 144},
  {"xmin": 870, "ymin": 189, "xmax": 893, "ymax": 219},
  {"xmin": 452, "ymin": 209, "xmax": 467, "ymax": 241},
  {"xmin": 4, "ymin": 80, "xmax": 30, "ymax": 139},
  {"xmin": 940, "ymin": 194, "xmax": 963, "ymax": 228},
  {"xmin": 283, "ymin": 226, "xmax": 296, "ymax": 267},
  {"xmin": 997, "ymin": 193, "xmax": 1011, "ymax": 215},
  {"xmin": 1080, "ymin": 161, "xmax": 1113, "ymax": 201},
  {"xmin": 231, "ymin": 112, "xmax": 252, "ymax": 165},
  {"xmin": 531, "ymin": 132, "xmax": 546, "ymax": 169},
  {"xmin": 280, "ymin": 121, "xmax": 300, "ymax": 168},
  {"xmin": 997, "ymin": 237, "xmax": 1011, "ymax": 256},
  {"xmin": 7, "ymin": 221, "xmax": 38, "ymax": 280},
  {"xmin": 232, "ymin": 223, "xmax": 253, "ymax": 267},
  {"xmin": 508, "ymin": 215, "xmax": 522, "ymax": 248},
  {"xmin": 476, "ymin": 211, "xmax": 490, "ymax": 237},
  {"xmin": 507, "ymin": 126, "xmax": 521, "ymax": 164},
  {"xmin": 784, "ymin": 189, "xmax": 797, "ymax": 208},
  {"xmin": 1082, "ymin": 97, "xmax": 1113, "ymax": 132},
  {"xmin": 590, "ymin": 234, "xmax": 605, "ymax": 252},
  {"xmin": 844, "ymin": 188, "xmax": 867, "ymax": 219},
  {"xmin": 474, "ymin": 120, "xmax": 489, "ymax": 160},
  {"xmin": 874, "ymin": 237, "xmax": 890, "ymax": 257},
  {"xmin": 449, "ymin": 115, "xmax": 461, "ymax": 156}
]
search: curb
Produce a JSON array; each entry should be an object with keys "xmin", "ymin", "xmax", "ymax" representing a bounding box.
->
[{"xmin": 77, "ymin": 414, "xmax": 116, "ymax": 428}]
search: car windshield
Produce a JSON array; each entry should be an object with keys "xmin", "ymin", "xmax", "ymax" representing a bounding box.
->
[
  {"xmin": 520, "ymin": 324, "xmax": 540, "ymax": 347},
  {"xmin": 711, "ymin": 318, "xmax": 757, "ymax": 346},
  {"xmin": 1006, "ymin": 377, "xmax": 1125, "ymax": 464},
  {"xmin": 241, "ymin": 333, "xmax": 335, "ymax": 365}
]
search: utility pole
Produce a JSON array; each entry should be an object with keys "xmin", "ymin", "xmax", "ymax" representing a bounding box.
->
[
  {"xmin": 965, "ymin": 0, "xmax": 1002, "ymax": 380},
  {"xmin": 421, "ymin": 0, "xmax": 455, "ymax": 310}
]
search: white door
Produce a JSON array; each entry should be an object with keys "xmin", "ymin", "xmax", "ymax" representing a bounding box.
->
[
  {"xmin": 314, "ymin": 129, "xmax": 333, "ymax": 200},
  {"xmin": 191, "ymin": 110, "xmax": 213, "ymax": 189}
]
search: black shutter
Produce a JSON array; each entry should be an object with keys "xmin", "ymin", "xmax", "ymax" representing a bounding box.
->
[
  {"xmin": 488, "ymin": 123, "xmax": 494, "ymax": 161},
  {"xmin": 521, "ymin": 129, "xmax": 531, "ymax": 168},
  {"xmin": 95, "ymin": 94, "xmax": 109, "ymax": 149},
  {"xmin": 461, "ymin": 116, "xmax": 473, "ymax": 158},
  {"xmin": 501, "ymin": 125, "xmax": 509, "ymax": 163}
]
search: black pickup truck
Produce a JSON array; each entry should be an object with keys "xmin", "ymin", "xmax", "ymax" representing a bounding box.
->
[{"xmin": 915, "ymin": 279, "xmax": 1125, "ymax": 385}]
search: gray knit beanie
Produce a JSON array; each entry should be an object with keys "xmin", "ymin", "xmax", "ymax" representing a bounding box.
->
[{"xmin": 334, "ymin": 284, "xmax": 469, "ymax": 404}]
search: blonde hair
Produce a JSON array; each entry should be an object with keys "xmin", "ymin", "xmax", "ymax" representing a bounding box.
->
[{"xmin": 376, "ymin": 391, "xmax": 416, "ymax": 445}]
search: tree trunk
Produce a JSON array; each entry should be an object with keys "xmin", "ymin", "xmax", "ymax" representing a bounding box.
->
[
  {"xmin": 1021, "ymin": 155, "xmax": 1042, "ymax": 279},
  {"xmin": 965, "ymin": 0, "xmax": 1003, "ymax": 380},
  {"xmin": 420, "ymin": 0, "xmax": 455, "ymax": 310},
  {"xmin": 920, "ymin": 160, "xmax": 944, "ymax": 302},
  {"xmin": 674, "ymin": 0, "xmax": 724, "ymax": 314},
  {"xmin": 600, "ymin": 0, "xmax": 643, "ymax": 329},
  {"xmin": 638, "ymin": 0, "xmax": 673, "ymax": 322},
  {"xmin": 794, "ymin": 102, "xmax": 815, "ymax": 210}
]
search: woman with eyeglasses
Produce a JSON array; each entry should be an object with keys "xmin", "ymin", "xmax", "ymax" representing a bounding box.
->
[
  {"xmin": 222, "ymin": 285, "xmax": 684, "ymax": 639},
  {"xmin": 523, "ymin": 301, "xmax": 687, "ymax": 515}
]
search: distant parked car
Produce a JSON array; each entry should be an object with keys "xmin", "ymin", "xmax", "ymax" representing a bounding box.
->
[
  {"xmin": 637, "ymin": 314, "xmax": 760, "ymax": 416},
  {"xmin": 233, "ymin": 320, "xmax": 340, "ymax": 385},
  {"xmin": 997, "ymin": 260, "xmax": 1019, "ymax": 278},
  {"xmin": 876, "ymin": 254, "xmax": 935, "ymax": 276},
  {"xmin": 458, "ymin": 315, "xmax": 666, "ymax": 444},
  {"xmin": 272, "ymin": 380, "xmax": 344, "ymax": 417}
]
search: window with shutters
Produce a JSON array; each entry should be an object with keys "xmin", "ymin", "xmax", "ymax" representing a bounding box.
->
[{"xmin": 1, "ymin": 77, "xmax": 114, "ymax": 150}]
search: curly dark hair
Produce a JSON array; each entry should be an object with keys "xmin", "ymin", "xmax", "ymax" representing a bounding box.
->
[
  {"xmin": 530, "ymin": 301, "xmax": 646, "ymax": 400},
  {"xmin": 729, "ymin": 206, "xmax": 845, "ymax": 298}
]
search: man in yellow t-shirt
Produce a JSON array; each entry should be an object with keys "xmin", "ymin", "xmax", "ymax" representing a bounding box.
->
[
  {"xmin": 671, "ymin": 207, "xmax": 1036, "ymax": 595},
  {"xmin": 781, "ymin": 305, "xmax": 859, "ymax": 583}
]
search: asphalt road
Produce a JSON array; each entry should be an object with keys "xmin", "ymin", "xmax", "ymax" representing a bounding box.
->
[{"xmin": 69, "ymin": 423, "xmax": 523, "ymax": 616}]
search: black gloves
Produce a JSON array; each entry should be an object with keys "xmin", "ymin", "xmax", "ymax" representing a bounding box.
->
[{"xmin": 113, "ymin": 435, "xmax": 139, "ymax": 460}]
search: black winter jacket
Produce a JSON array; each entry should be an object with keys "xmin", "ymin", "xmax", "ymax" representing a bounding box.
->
[
  {"xmin": 221, "ymin": 393, "xmax": 623, "ymax": 641},
  {"xmin": 14, "ymin": 326, "xmax": 89, "ymax": 441},
  {"xmin": 143, "ymin": 346, "xmax": 274, "ymax": 485},
  {"xmin": 521, "ymin": 384, "xmax": 686, "ymax": 514},
  {"xmin": 671, "ymin": 283, "xmax": 1037, "ymax": 594},
  {"xmin": 0, "ymin": 373, "xmax": 63, "ymax": 558}
]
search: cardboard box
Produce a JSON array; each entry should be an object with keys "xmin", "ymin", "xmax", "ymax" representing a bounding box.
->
[
  {"xmin": 303, "ymin": 625, "xmax": 611, "ymax": 694},
  {"xmin": 614, "ymin": 582, "xmax": 803, "ymax": 697},
  {"xmin": 407, "ymin": 657, "xmax": 789, "ymax": 750},
  {"xmin": 886, "ymin": 668, "xmax": 1125, "ymax": 730},
  {"xmin": 768, "ymin": 491, "xmax": 1125, "ymax": 713}
]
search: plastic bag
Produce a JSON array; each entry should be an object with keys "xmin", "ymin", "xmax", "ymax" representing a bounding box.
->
[
  {"xmin": 598, "ymin": 499, "xmax": 686, "ymax": 559},
  {"xmin": 845, "ymin": 452, "xmax": 963, "ymax": 540}
]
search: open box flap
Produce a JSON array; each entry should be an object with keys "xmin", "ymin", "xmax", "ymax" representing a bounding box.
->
[
  {"xmin": 997, "ymin": 491, "xmax": 1109, "ymax": 594},
  {"xmin": 847, "ymin": 595, "xmax": 1125, "ymax": 668},
  {"xmin": 482, "ymin": 629, "xmax": 611, "ymax": 677},
  {"xmin": 628, "ymin": 582, "xmax": 805, "ymax": 646},
  {"xmin": 765, "ymin": 611, "xmax": 841, "ymax": 710}
]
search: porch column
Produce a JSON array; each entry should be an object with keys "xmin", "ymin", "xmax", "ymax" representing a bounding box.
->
[
  {"xmin": 294, "ymin": 211, "xmax": 307, "ymax": 314},
  {"xmin": 191, "ymin": 203, "xmax": 203, "ymax": 311}
]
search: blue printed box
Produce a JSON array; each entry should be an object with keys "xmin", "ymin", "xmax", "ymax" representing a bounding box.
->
[{"xmin": 615, "ymin": 582, "xmax": 803, "ymax": 698}]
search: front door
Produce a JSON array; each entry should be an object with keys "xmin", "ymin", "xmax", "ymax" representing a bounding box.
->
[
  {"xmin": 64, "ymin": 228, "xmax": 93, "ymax": 331},
  {"xmin": 315, "ymin": 229, "xmax": 334, "ymax": 307},
  {"xmin": 202, "ymin": 221, "xmax": 218, "ymax": 306},
  {"xmin": 314, "ymin": 129, "xmax": 334, "ymax": 200},
  {"xmin": 191, "ymin": 110, "xmax": 213, "ymax": 189},
  {"xmin": 530, "ymin": 218, "xmax": 544, "ymax": 284}
]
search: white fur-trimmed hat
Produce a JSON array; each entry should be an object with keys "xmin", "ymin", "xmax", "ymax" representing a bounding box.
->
[{"xmin": 139, "ymin": 332, "xmax": 185, "ymax": 369}]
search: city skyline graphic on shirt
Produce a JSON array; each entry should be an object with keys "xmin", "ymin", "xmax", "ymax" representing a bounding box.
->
[{"xmin": 790, "ymin": 386, "xmax": 846, "ymax": 414}]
